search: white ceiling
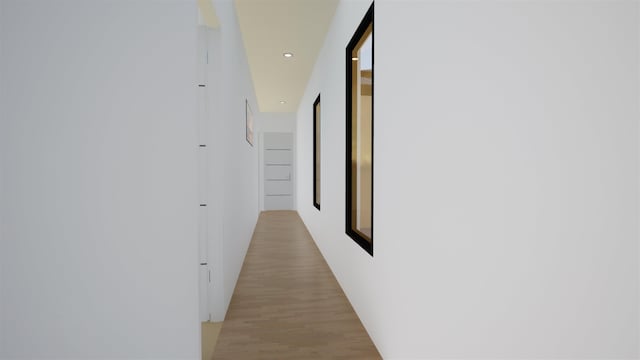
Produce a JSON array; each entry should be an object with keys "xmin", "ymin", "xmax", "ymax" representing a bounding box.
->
[{"xmin": 234, "ymin": 0, "xmax": 339, "ymax": 113}]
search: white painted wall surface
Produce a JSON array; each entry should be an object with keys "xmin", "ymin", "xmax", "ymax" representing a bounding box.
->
[
  {"xmin": 0, "ymin": 1, "xmax": 200, "ymax": 358},
  {"xmin": 297, "ymin": 1, "xmax": 640, "ymax": 358},
  {"xmin": 209, "ymin": 0, "xmax": 260, "ymax": 320},
  {"xmin": 259, "ymin": 112, "xmax": 296, "ymax": 134},
  {"xmin": 0, "ymin": 1, "xmax": 5, "ymax": 353}
]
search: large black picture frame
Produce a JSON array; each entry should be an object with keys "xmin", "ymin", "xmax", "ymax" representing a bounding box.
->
[{"xmin": 345, "ymin": 2, "xmax": 374, "ymax": 256}]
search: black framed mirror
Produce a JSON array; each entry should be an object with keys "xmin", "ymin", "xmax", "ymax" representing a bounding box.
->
[{"xmin": 345, "ymin": 3, "xmax": 374, "ymax": 256}]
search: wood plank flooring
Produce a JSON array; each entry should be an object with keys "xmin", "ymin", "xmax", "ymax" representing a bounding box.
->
[
  {"xmin": 202, "ymin": 322, "xmax": 223, "ymax": 360},
  {"xmin": 213, "ymin": 211, "xmax": 381, "ymax": 359}
]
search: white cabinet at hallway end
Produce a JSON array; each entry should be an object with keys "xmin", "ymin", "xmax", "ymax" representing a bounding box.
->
[{"xmin": 263, "ymin": 132, "xmax": 294, "ymax": 210}]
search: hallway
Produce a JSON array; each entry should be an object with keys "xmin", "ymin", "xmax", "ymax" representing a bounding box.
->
[{"xmin": 212, "ymin": 211, "xmax": 380, "ymax": 359}]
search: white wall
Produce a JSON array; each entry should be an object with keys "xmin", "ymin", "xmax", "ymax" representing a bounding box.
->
[
  {"xmin": 0, "ymin": 1, "xmax": 200, "ymax": 358},
  {"xmin": 0, "ymin": 1, "xmax": 5, "ymax": 353},
  {"xmin": 208, "ymin": 0, "xmax": 261, "ymax": 320},
  {"xmin": 297, "ymin": 1, "xmax": 640, "ymax": 358},
  {"xmin": 259, "ymin": 112, "xmax": 296, "ymax": 134}
]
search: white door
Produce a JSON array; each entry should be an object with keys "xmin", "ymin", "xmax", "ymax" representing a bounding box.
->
[
  {"xmin": 197, "ymin": 26, "xmax": 210, "ymax": 322},
  {"xmin": 263, "ymin": 133, "xmax": 294, "ymax": 210}
]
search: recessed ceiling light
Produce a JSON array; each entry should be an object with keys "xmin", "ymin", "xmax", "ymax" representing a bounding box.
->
[
  {"xmin": 280, "ymin": 100, "xmax": 286, "ymax": 104},
  {"xmin": 352, "ymin": 57, "xmax": 359, "ymax": 61},
  {"xmin": 283, "ymin": 52, "xmax": 294, "ymax": 58}
]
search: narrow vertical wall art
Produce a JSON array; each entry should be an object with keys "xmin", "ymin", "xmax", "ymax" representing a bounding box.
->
[
  {"xmin": 313, "ymin": 94, "xmax": 321, "ymax": 210},
  {"xmin": 246, "ymin": 99, "xmax": 254, "ymax": 146}
]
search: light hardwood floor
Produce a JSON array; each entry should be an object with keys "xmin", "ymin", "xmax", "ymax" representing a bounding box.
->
[
  {"xmin": 213, "ymin": 210, "xmax": 381, "ymax": 359},
  {"xmin": 202, "ymin": 322, "xmax": 223, "ymax": 360}
]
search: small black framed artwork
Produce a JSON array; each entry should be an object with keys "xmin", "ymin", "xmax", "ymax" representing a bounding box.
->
[{"xmin": 246, "ymin": 99, "xmax": 254, "ymax": 146}]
